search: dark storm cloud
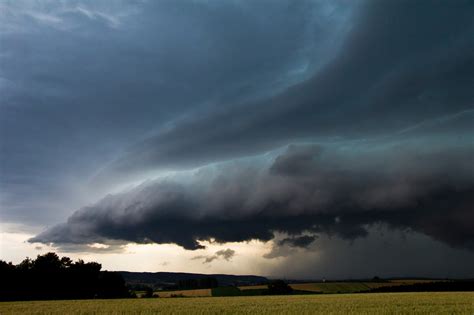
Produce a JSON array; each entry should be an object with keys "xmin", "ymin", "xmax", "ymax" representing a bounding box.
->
[
  {"xmin": 3, "ymin": 0, "xmax": 474, "ymax": 278},
  {"xmin": 267, "ymin": 227, "xmax": 474, "ymax": 279},
  {"xmin": 96, "ymin": 0, "xmax": 474, "ymax": 184},
  {"xmin": 193, "ymin": 249, "xmax": 236, "ymax": 264},
  {"xmin": 31, "ymin": 135, "xmax": 474, "ymax": 251},
  {"xmin": 278, "ymin": 235, "xmax": 317, "ymax": 248},
  {"xmin": 1, "ymin": 0, "xmax": 350, "ymax": 223}
]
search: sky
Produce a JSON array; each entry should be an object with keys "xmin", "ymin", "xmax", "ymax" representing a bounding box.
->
[{"xmin": 1, "ymin": 0, "xmax": 473, "ymax": 279}]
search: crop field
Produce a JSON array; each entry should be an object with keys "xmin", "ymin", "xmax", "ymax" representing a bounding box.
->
[
  {"xmin": 1, "ymin": 292, "xmax": 473, "ymax": 314},
  {"xmin": 288, "ymin": 281, "xmax": 414, "ymax": 293},
  {"xmin": 150, "ymin": 280, "xmax": 444, "ymax": 298},
  {"xmin": 155, "ymin": 288, "xmax": 212, "ymax": 298},
  {"xmin": 238, "ymin": 279, "xmax": 436, "ymax": 294}
]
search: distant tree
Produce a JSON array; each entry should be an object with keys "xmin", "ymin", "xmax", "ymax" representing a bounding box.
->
[
  {"xmin": 372, "ymin": 276, "xmax": 385, "ymax": 282},
  {"xmin": 142, "ymin": 285, "xmax": 154, "ymax": 298},
  {"xmin": 32, "ymin": 252, "xmax": 62, "ymax": 272},
  {"xmin": 0, "ymin": 252, "xmax": 132, "ymax": 301},
  {"xmin": 178, "ymin": 278, "xmax": 197, "ymax": 289},
  {"xmin": 178, "ymin": 277, "xmax": 218, "ymax": 289},
  {"xmin": 0, "ymin": 260, "xmax": 15, "ymax": 273},
  {"xmin": 60, "ymin": 256, "xmax": 73, "ymax": 269},
  {"xmin": 17, "ymin": 258, "xmax": 33, "ymax": 271},
  {"xmin": 98, "ymin": 271, "xmax": 131, "ymax": 298},
  {"xmin": 267, "ymin": 280, "xmax": 293, "ymax": 295},
  {"xmin": 71, "ymin": 259, "xmax": 101, "ymax": 273},
  {"xmin": 199, "ymin": 277, "xmax": 218, "ymax": 288}
]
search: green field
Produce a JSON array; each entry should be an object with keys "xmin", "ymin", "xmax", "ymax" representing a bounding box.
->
[
  {"xmin": 238, "ymin": 282, "xmax": 388, "ymax": 294},
  {"xmin": 153, "ymin": 280, "xmax": 441, "ymax": 298},
  {"xmin": 156, "ymin": 288, "xmax": 212, "ymax": 298},
  {"xmin": 1, "ymin": 292, "xmax": 473, "ymax": 314},
  {"xmin": 235, "ymin": 280, "xmax": 443, "ymax": 295},
  {"xmin": 288, "ymin": 281, "xmax": 421, "ymax": 294}
]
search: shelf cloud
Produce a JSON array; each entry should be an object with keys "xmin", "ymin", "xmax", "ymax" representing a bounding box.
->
[
  {"xmin": 31, "ymin": 134, "xmax": 474, "ymax": 251},
  {"xmin": 2, "ymin": 0, "xmax": 473, "ymax": 277}
]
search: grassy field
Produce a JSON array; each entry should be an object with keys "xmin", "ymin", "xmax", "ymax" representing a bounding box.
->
[{"xmin": 1, "ymin": 292, "xmax": 473, "ymax": 314}]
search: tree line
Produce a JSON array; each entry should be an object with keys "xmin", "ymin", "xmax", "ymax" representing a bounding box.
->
[
  {"xmin": 177, "ymin": 277, "xmax": 218, "ymax": 290},
  {"xmin": 0, "ymin": 252, "xmax": 131, "ymax": 301}
]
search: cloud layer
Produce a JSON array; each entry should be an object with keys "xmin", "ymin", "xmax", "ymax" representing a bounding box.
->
[
  {"xmin": 193, "ymin": 249, "xmax": 236, "ymax": 264},
  {"xmin": 31, "ymin": 131, "xmax": 474, "ymax": 251},
  {"xmin": 94, "ymin": 0, "xmax": 474, "ymax": 184},
  {"xmin": 2, "ymin": 0, "xmax": 474, "ymax": 277},
  {"xmin": 1, "ymin": 0, "xmax": 353, "ymax": 223}
]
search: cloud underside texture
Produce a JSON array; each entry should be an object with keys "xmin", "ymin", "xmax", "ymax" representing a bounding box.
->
[
  {"xmin": 31, "ymin": 0, "xmax": 474, "ymax": 251},
  {"xmin": 31, "ymin": 138, "xmax": 474, "ymax": 251}
]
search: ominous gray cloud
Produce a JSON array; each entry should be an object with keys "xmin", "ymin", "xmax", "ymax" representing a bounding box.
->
[
  {"xmin": 1, "ymin": 0, "xmax": 352, "ymax": 223},
  {"xmin": 94, "ymin": 0, "xmax": 474, "ymax": 185},
  {"xmin": 193, "ymin": 249, "xmax": 236, "ymax": 264},
  {"xmin": 30, "ymin": 132, "xmax": 474, "ymax": 252},
  {"xmin": 2, "ymin": 0, "xmax": 474, "ymax": 277},
  {"xmin": 278, "ymin": 235, "xmax": 317, "ymax": 249},
  {"xmin": 267, "ymin": 227, "xmax": 474, "ymax": 279}
]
